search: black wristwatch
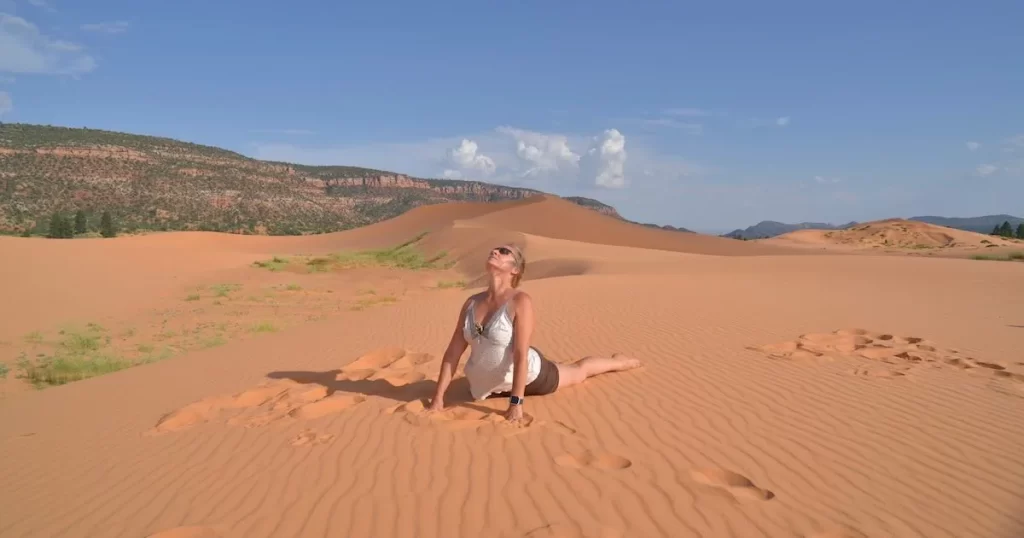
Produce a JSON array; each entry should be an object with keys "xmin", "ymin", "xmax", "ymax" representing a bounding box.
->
[{"xmin": 509, "ymin": 395, "xmax": 524, "ymax": 406}]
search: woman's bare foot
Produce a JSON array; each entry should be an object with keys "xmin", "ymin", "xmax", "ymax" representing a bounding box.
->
[{"xmin": 612, "ymin": 353, "xmax": 643, "ymax": 370}]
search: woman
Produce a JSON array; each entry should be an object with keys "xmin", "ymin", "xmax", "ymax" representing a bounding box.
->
[{"xmin": 427, "ymin": 243, "xmax": 642, "ymax": 422}]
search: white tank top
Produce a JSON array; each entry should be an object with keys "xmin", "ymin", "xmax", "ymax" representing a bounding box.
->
[{"xmin": 462, "ymin": 294, "xmax": 541, "ymax": 400}]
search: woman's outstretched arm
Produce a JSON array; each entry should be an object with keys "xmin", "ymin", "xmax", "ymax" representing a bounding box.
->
[
  {"xmin": 506, "ymin": 292, "xmax": 535, "ymax": 421},
  {"xmin": 428, "ymin": 297, "xmax": 472, "ymax": 410}
]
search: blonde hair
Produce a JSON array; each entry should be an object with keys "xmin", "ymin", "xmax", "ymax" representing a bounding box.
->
[{"xmin": 508, "ymin": 244, "xmax": 526, "ymax": 288}]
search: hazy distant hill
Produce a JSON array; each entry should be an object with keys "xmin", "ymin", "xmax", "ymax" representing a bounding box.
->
[
  {"xmin": 562, "ymin": 196, "xmax": 621, "ymax": 218},
  {"xmin": 0, "ymin": 123, "xmax": 673, "ymax": 236},
  {"xmin": 909, "ymin": 215, "xmax": 1024, "ymax": 234},
  {"xmin": 723, "ymin": 220, "xmax": 857, "ymax": 240},
  {"xmin": 562, "ymin": 197, "xmax": 694, "ymax": 233}
]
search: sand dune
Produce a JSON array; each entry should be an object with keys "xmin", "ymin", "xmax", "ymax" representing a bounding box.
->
[
  {"xmin": 0, "ymin": 195, "xmax": 797, "ymax": 343},
  {"xmin": 760, "ymin": 218, "xmax": 1023, "ymax": 258},
  {"xmin": 459, "ymin": 195, "xmax": 801, "ymax": 256},
  {"xmin": 1, "ymin": 198, "xmax": 1023, "ymax": 538}
]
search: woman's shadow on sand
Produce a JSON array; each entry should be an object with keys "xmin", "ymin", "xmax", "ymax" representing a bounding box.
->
[{"xmin": 265, "ymin": 369, "xmax": 496, "ymax": 415}]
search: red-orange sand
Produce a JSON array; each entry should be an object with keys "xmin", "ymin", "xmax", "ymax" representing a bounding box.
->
[
  {"xmin": 759, "ymin": 218, "xmax": 1024, "ymax": 260},
  {"xmin": 1, "ymin": 196, "xmax": 1022, "ymax": 538}
]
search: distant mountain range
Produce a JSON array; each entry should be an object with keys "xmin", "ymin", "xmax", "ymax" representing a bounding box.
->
[
  {"xmin": 907, "ymin": 215, "xmax": 1024, "ymax": 234},
  {"xmin": 724, "ymin": 215, "xmax": 1023, "ymax": 240},
  {"xmin": 723, "ymin": 220, "xmax": 858, "ymax": 240},
  {"xmin": 0, "ymin": 123, "xmax": 685, "ymax": 237}
]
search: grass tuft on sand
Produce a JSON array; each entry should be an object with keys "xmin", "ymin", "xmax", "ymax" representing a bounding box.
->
[
  {"xmin": 253, "ymin": 232, "xmax": 456, "ymax": 274},
  {"xmin": 971, "ymin": 251, "xmax": 1024, "ymax": 262},
  {"xmin": 18, "ymin": 324, "xmax": 131, "ymax": 387},
  {"xmin": 210, "ymin": 283, "xmax": 241, "ymax": 297},
  {"xmin": 250, "ymin": 321, "xmax": 279, "ymax": 333},
  {"xmin": 252, "ymin": 256, "xmax": 290, "ymax": 272},
  {"xmin": 351, "ymin": 295, "xmax": 398, "ymax": 311},
  {"xmin": 16, "ymin": 323, "xmax": 178, "ymax": 388}
]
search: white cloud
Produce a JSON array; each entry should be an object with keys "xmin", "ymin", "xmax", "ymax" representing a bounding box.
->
[
  {"xmin": 446, "ymin": 138, "xmax": 496, "ymax": 177},
  {"xmin": 966, "ymin": 141, "xmax": 980, "ymax": 151},
  {"xmin": 975, "ymin": 164, "xmax": 998, "ymax": 177},
  {"xmin": 814, "ymin": 175, "xmax": 841, "ymax": 184},
  {"xmin": 496, "ymin": 126, "xmax": 580, "ymax": 178},
  {"xmin": 253, "ymin": 125, "xmax": 652, "ymax": 191},
  {"xmin": 581, "ymin": 129, "xmax": 628, "ymax": 188},
  {"xmin": 0, "ymin": 14, "xmax": 95, "ymax": 75},
  {"xmin": 81, "ymin": 21, "xmax": 129, "ymax": 34},
  {"xmin": 0, "ymin": 90, "xmax": 11, "ymax": 115},
  {"xmin": 776, "ymin": 116, "xmax": 791, "ymax": 126}
]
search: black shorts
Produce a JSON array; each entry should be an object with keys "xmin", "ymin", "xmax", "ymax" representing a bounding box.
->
[{"xmin": 488, "ymin": 348, "xmax": 560, "ymax": 398}]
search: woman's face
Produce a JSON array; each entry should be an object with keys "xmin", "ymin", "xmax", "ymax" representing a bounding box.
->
[{"xmin": 486, "ymin": 245, "xmax": 518, "ymax": 276}]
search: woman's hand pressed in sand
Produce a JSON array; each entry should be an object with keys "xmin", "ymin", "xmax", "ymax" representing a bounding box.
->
[
  {"xmin": 425, "ymin": 398, "xmax": 443, "ymax": 413},
  {"xmin": 503, "ymin": 404, "xmax": 523, "ymax": 423}
]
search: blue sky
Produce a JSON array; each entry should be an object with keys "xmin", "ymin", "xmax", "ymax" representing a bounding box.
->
[{"xmin": 2, "ymin": 0, "xmax": 1022, "ymax": 232}]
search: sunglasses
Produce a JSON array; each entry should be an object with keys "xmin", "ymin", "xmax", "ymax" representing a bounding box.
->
[{"xmin": 494, "ymin": 246, "xmax": 512, "ymax": 256}]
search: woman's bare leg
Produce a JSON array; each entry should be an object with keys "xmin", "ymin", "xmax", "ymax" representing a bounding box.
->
[{"xmin": 556, "ymin": 353, "xmax": 642, "ymax": 389}]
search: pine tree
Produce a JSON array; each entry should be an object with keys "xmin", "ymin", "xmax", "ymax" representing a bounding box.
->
[
  {"xmin": 1017, "ymin": 223, "xmax": 1024, "ymax": 239},
  {"xmin": 992, "ymin": 224, "xmax": 1001, "ymax": 235},
  {"xmin": 48, "ymin": 212, "xmax": 65, "ymax": 238},
  {"xmin": 74, "ymin": 210, "xmax": 87, "ymax": 235},
  {"xmin": 56, "ymin": 213, "xmax": 74, "ymax": 238},
  {"xmin": 100, "ymin": 211, "xmax": 117, "ymax": 238},
  {"xmin": 999, "ymin": 221, "xmax": 1013, "ymax": 237}
]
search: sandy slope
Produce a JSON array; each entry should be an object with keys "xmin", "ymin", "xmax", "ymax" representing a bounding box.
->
[
  {"xmin": 0, "ymin": 195, "xmax": 784, "ymax": 343},
  {"xmin": 1, "ymin": 199, "xmax": 1023, "ymax": 538},
  {"xmin": 760, "ymin": 218, "xmax": 1024, "ymax": 259}
]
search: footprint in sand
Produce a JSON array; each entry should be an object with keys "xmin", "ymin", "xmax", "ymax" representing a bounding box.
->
[
  {"xmin": 148, "ymin": 384, "xmax": 295, "ymax": 434},
  {"xmin": 992, "ymin": 371, "xmax": 1024, "ymax": 395},
  {"xmin": 226, "ymin": 385, "xmax": 291, "ymax": 408},
  {"xmin": 750, "ymin": 328, "xmax": 1011, "ymax": 388},
  {"xmin": 371, "ymin": 369, "xmax": 427, "ymax": 386},
  {"xmin": 337, "ymin": 348, "xmax": 437, "ymax": 386},
  {"xmin": 971, "ymin": 360, "xmax": 1006, "ymax": 371},
  {"xmin": 149, "ymin": 381, "xmax": 365, "ymax": 434},
  {"xmin": 288, "ymin": 394, "xmax": 366, "ymax": 420},
  {"xmin": 388, "ymin": 399, "xmax": 577, "ymax": 438},
  {"xmin": 391, "ymin": 400, "xmax": 518, "ymax": 432},
  {"xmin": 335, "ymin": 368, "xmax": 376, "ymax": 381},
  {"xmin": 147, "ymin": 397, "xmax": 228, "ymax": 434},
  {"xmin": 745, "ymin": 341, "xmax": 831, "ymax": 363},
  {"xmin": 290, "ymin": 428, "xmax": 335, "ymax": 447},
  {"xmin": 851, "ymin": 366, "xmax": 910, "ymax": 379},
  {"xmin": 555, "ymin": 449, "xmax": 632, "ymax": 470},
  {"xmin": 341, "ymin": 346, "xmax": 411, "ymax": 371},
  {"xmin": 994, "ymin": 371, "xmax": 1024, "ymax": 383},
  {"xmin": 388, "ymin": 351, "xmax": 435, "ymax": 370},
  {"xmin": 690, "ymin": 468, "xmax": 775, "ymax": 502}
]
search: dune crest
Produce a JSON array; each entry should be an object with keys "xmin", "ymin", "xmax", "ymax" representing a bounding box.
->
[{"xmin": 760, "ymin": 217, "xmax": 1022, "ymax": 256}]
